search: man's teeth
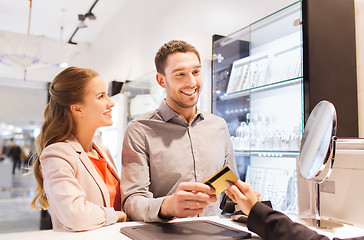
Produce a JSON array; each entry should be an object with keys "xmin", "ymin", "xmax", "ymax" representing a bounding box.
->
[{"xmin": 182, "ymin": 89, "xmax": 196, "ymax": 94}]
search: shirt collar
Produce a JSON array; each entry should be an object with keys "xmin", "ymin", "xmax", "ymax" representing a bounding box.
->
[{"xmin": 158, "ymin": 100, "xmax": 204, "ymax": 123}]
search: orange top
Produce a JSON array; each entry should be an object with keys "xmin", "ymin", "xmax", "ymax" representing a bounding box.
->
[{"xmin": 89, "ymin": 154, "xmax": 121, "ymax": 211}]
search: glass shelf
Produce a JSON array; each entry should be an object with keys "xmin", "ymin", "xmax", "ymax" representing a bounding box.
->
[
  {"xmin": 219, "ymin": 77, "xmax": 302, "ymax": 100},
  {"xmin": 234, "ymin": 150, "xmax": 299, "ymax": 158}
]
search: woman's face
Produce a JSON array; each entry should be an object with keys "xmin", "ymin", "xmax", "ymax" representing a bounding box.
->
[{"xmin": 76, "ymin": 76, "xmax": 115, "ymax": 129}]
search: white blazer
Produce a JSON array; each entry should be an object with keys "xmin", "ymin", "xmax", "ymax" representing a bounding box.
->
[{"xmin": 40, "ymin": 135, "xmax": 121, "ymax": 231}]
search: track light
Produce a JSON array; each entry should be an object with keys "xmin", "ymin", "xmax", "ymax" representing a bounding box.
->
[
  {"xmin": 78, "ymin": 14, "xmax": 86, "ymax": 21},
  {"xmin": 68, "ymin": 0, "xmax": 99, "ymax": 44},
  {"xmin": 77, "ymin": 14, "xmax": 87, "ymax": 28},
  {"xmin": 85, "ymin": 12, "xmax": 96, "ymax": 20}
]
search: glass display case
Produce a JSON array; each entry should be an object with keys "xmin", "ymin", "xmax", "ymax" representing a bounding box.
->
[
  {"xmin": 123, "ymin": 71, "xmax": 164, "ymax": 122},
  {"xmin": 212, "ymin": 2, "xmax": 303, "ymax": 212},
  {"xmin": 97, "ymin": 72, "xmax": 164, "ymax": 174}
]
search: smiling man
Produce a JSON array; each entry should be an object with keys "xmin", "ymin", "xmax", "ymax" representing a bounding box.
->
[{"xmin": 121, "ymin": 40, "xmax": 238, "ymax": 222}]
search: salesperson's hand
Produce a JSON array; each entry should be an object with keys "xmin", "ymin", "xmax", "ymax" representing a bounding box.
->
[
  {"xmin": 225, "ymin": 180, "xmax": 258, "ymax": 216},
  {"xmin": 116, "ymin": 211, "xmax": 127, "ymax": 222},
  {"xmin": 159, "ymin": 182, "xmax": 217, "ymax": 218}
]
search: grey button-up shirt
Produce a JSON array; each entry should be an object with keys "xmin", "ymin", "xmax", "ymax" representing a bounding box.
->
[{"xmin": 121, "ymin": 100, "xmax": 237, "ymax": 222}]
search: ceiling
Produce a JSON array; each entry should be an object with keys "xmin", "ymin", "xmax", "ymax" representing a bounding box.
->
[
  {"xmin": 0, "ymin": 0, "xmax": 127, "ymax": 130},
  {"xmin": 0, "ymin": 0, "xmax": 126, "ymax": 44}
]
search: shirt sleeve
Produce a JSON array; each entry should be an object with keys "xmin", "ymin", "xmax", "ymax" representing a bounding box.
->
[
  {"xmin": 121, "ymin": 120, "xmax": 167, "ymax": 222},
  {"xmin": 222, "ymin": 120, "xmax": 238, "ymax": 177},
  {"xmin": 41, "ymin": 144, "xmax": 118, "ymax": 231},
  {"xmin": 247, "ymin": 202, "xmax": 338, "ymax": 240}
]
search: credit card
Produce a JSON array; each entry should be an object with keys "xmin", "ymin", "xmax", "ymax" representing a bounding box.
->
[{"xmin": 203, "ymin": 165, "xmax": 239, "ymax": 195}]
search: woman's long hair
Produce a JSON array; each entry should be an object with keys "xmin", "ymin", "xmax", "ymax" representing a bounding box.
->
[{"xmin": 31, "ymin": 66, "xmax": 98, "ymax": 209}]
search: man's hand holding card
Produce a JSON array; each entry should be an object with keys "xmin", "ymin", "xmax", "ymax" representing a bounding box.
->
[{"xmin": 160, "ymin": 166, "xmax": 238, "ymax": 219}]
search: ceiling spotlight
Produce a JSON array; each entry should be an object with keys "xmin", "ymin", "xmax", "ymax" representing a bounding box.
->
[
  {"xmin": 85, "ymin": 12, "xmax": 96, "ymax": 20},
  {"xmin": 59, "ymin": 62, "xmax": 69, "ymax": 68},
  {"xmin": 77, "ymin": 20, "xmax": 87, "ymax": 28},
  {"xmin": 78, "ymin": 14, "xmax": 86, "ymax": 21}
]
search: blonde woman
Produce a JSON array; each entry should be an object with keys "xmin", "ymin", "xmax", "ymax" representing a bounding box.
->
[{"xmin": 31, "ymin": 67, "xmax": 126, "ymax": 231}]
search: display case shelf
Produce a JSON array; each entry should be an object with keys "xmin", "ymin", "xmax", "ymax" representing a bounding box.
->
[
  {"xmin": 212, "ymin": 0, "xmax": 358, "ymax": 213},
  {"xmin": 219, "ymin": 77, "xmax": 302, "ymax": 100},
  {"xmin": 234, "ymin": 150, "xmax": 299, "ymax": 158},
  {"xmin": 212, "ymin": 1, "xmax": 303, "ymax": 212}
]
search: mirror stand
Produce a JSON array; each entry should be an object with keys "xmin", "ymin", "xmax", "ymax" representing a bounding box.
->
[
  {"xmin": 301, "ymin": 183, "xmax": 343, "ymax": 228},
  {"xmin": 299, "ymin": 113, "xmax": 343, "ymax": 229}
]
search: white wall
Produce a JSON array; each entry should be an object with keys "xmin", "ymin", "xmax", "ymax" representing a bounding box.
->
[{"xmin": 72, "ymin": 0, "xmax": 298, "ymax": 112}]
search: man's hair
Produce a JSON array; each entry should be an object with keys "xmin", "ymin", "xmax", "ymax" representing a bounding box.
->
[{"xmin": 154, "ymin": 40, "xmax": 201, "ymax": 75}]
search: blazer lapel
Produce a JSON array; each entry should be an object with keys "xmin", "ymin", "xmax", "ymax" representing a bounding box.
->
[{"xmin": 65, "ymin": 136, "xmax": 111, "ymax": 207}]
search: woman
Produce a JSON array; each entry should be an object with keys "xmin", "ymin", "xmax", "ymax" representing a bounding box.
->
[
  {"xmin": 31, "ymin": 67, "xmax": 126, "ymax": 231},
  {"xmin": 226, "ymin": 180, "xmax": 364, "ymax": 240}
]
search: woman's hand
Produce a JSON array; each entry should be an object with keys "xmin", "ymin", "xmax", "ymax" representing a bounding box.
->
[
  {"xmin": 116, "ymin": 211, "xmax": 127, "ymax": 222},
  {"xmin": 225, "ymin": 180, "xmax": 259, "ymax": 216}
]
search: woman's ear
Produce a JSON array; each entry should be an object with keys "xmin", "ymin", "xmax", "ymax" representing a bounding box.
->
[
  {"xmin": 156, "ymin": 73, "xmax": 166, "ymax": 89},
  {"xmin": 70, "ymin": 104, "xmax": 82, "ymax": 116}
]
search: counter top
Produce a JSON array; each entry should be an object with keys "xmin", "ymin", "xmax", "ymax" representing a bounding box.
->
[
  {"xmin": 1, "ymin": 215, "xmax": 364, "ymax": 240},
  {"xmin": 0, "ymin": 216, "xmax": 255, "ymax": 240}
]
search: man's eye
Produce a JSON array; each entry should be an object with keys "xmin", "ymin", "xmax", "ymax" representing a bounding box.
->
[
  {"xmin": 176, "ymin": 73, "xmax": 184, "ymax": 76},
  {"xmin": 193, "ymin": 70, "xmax": 200, "ymax": 75}
]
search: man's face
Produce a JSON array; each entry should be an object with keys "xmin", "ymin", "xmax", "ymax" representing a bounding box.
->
[{"xmin": 157, "ymin": 52, "xmax": 202, "ymax": 114}]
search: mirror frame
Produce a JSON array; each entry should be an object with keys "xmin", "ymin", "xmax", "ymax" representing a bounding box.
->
[{"xmin": 299, "ymin": 100, "xmax": 337, "ymax": 183}]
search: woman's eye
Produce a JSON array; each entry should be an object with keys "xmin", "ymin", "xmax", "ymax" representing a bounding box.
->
[{"xmin": 98, "ymin": 94, "xmax": 104, "ymax": 99}]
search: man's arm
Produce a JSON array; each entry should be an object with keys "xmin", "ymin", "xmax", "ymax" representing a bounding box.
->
[
  {"xmin": 121, "ymin": 121, "xmax": 164, "ymax": 222},
  {"xmin": 121, "ymin": 120, "xmax": 217, "ymax": 222},
  {"xmin": 223, "ymin": 121, "xmax": 239, "ymax": 177}
]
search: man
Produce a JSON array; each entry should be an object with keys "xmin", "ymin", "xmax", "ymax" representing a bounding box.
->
[
  {"xmin": 121, "ymin": 40, "xmax": 238, "ymax": 222},
  {"xmin": 8, "ymin": 139, "xmax": 22, "ymax": 174}
]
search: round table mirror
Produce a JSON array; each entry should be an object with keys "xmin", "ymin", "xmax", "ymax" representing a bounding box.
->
[
  {"xmin": 299, "ymin": 100, "xmax": 337, "ymax": 183},
  {"xmin": 299, "ymin": 100, "xmax": 342, "ymax": 228}
]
